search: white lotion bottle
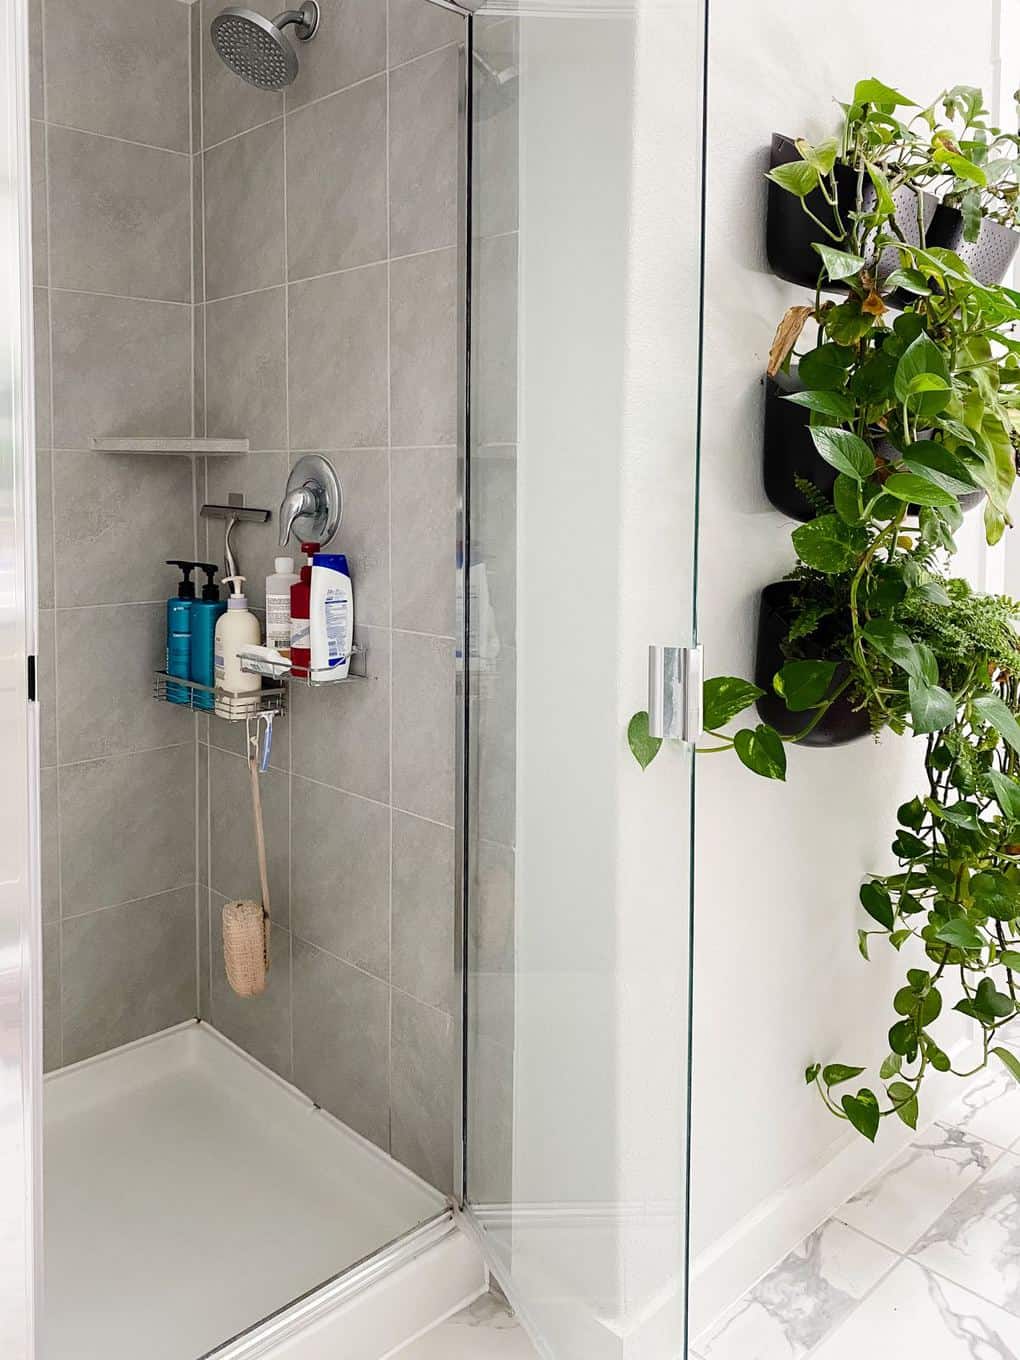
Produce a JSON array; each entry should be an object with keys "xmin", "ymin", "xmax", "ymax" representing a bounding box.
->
[
  {"xmin": 309, "ymin": 553, "xmax": 354, "ymax": 678},
  {"xmin": 265, "ymin": 556, "xmax": 299, "ymax": 655},
  {"xmin": 214, "ymin": 575, "xmax": 262, "ymax": 716}
]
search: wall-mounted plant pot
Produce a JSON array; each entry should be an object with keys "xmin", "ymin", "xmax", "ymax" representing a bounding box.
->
[
  {"xmin": 927, "ymin": 204, "xmax": 1020, "ymax": 286},
  {"xmin": 763, "ymin": 371, "xmax": 985, "ymax": 521},
  {"xmin": 766, "ymin": 134, "xmax": 937, "ymax": 303},
  {"xmin": 754, "ymin": 581, "xmax": 872, "ymax": 747}
]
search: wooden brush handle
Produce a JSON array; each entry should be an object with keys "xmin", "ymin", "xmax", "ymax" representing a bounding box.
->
[{"xmin": 249, "ymin": 750, "xmax": 271, "ymax": 923}]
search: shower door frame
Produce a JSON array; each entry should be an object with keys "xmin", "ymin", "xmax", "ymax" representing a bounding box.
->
[{"xmin": 0, "ymin": 0, "xmax": 45, "ymax": 1355}]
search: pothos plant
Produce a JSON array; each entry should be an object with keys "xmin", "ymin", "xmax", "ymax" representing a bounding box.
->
[{"xmin": 630, "ymin": 79, "xmax": 1020, "ymax": 1143}]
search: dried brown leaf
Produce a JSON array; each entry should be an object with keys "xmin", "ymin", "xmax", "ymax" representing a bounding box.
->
[{"xmin": 767, "ymin": 305, "xmax": 814, "ymax": 378}]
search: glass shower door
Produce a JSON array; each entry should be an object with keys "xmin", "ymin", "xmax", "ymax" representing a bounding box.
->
[{"xmin": 461, "ymin": 3, "xmax": 707, "ymax": 1357}]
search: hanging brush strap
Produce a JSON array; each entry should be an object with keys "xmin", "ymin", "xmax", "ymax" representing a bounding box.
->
[{"xmin": 247, "ymin": 716, "xmax": 272, "ymax": 961}]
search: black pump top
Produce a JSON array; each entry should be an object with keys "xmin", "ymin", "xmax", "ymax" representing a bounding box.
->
[
  {"xmin": 198, "ymin": 562, "xmax": 222, "ymax": 601},
  {"xmin": 166, "ymin": 560, "xmax": 197, "ymax": 599}
]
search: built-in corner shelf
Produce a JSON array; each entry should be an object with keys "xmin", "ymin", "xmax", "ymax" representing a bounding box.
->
[{"xmin": 91, "ymin": 437, "xmax": 250, "ymax": 455}]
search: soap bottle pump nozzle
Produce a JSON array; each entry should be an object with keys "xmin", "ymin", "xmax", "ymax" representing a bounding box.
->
[
  {"xmin": 166, "ymin": 559, "xmax": 198, "ymax": 599},
  {"xmin": 223, "ymin": 575, "xmax": 249, "ymax": 609},
  {"xmin": 198, "ymin": 562, "xmax": 221, "ymax": 601}
]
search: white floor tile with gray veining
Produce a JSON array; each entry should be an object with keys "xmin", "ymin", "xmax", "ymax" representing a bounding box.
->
[
  {"xmin": 695, "ymin": 1061, "xmax": 1020, "ymax": 1359},
  {"xmin": 392, "ymin": 1292, "xmax": 538, "ymax": 1359}
]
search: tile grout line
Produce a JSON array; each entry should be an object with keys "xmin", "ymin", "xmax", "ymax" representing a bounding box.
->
[
  {"xmin": 199, "ymin": 9, "xmax": 215, "ymax": 1031},
  {"xmin": 43, "ymin": 119, "xmax": 191, "ymax": 158},
  {"xmin": 189, "ymin": 13, "xmax": 201, "ymax": 1017},
  {"xmin": 61, "ymin": 882, "xmax": 199, "ymax": 925},
  {"xmin": 385, "ymin": 0, "xmax": 395, "ymax": 1160},
  {"xmin": 198, "ymin": 41, "xmax": 461, "ymax": 159},
  {"xmin": 282, "ymin": 61, "xmax": 297, "ymax": 1085},
  {"xmin": 47, "ymin": 285, "xmax": 192, "ymax": 308},
  {"xmin": 199, "ymin": 240, "xmax": 455, "ymax": 308}
]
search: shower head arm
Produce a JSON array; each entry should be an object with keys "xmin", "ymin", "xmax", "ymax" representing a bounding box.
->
[{"xmin": 273, "ymin": 4, "xmax": 319, "ymax": 40}]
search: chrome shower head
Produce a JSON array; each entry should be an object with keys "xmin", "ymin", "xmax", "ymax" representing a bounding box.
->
[{"xmin": 210, "ymin": 4, "xmax": 319, "ymax": 91}]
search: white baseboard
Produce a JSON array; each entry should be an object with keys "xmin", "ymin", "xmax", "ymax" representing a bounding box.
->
[{"xmin": 689, "ymin": 1036, "xmax": 980, "ymax": 1339}]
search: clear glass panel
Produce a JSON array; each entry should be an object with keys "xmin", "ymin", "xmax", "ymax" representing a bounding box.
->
[{"xmin": 463, "ymin": 3, "xmax": 707, "ymax": 1357}]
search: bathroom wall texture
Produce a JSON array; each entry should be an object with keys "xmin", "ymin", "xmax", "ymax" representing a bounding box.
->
[
  {"xmin": 31, "ymin": 0, "xmax": 200, "ymax": 1073},
  {"xmin": 193, "ymin": 0, "xmax": 464, "ymax": 1193},
  {"xmin": 32, "ymin": 0, "xmax": 465, "ymax": 1197},
  {"xmin": 692, "ymin": 0, "xmax": 1002, "ymax": 1326}
]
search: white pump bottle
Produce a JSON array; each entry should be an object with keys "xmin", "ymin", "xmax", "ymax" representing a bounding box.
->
[{"xmin": 214, "ymin": 575, "xmax": 262, "ymax": 717}]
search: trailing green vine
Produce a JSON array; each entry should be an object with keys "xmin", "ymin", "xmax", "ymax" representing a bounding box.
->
[{"xmin": 632, "ymin": 79, "xmax": 1020, "ymax": 1141}]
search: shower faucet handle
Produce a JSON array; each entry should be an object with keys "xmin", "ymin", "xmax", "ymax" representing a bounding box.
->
[
  {"xmin": 278, "ymin": 485, "xmax": 319, "ymax": 548},
  {"xmin": 278, "ymin": 455, "xmax": 343, "ymax": 549}
]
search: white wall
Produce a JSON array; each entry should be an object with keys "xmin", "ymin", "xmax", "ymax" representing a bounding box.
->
[{"xmin": 691, "ymin": 0, "xmax": 1000, "ymax": 1327}]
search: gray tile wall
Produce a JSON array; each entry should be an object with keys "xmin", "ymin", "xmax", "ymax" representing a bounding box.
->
[
  {"xmin": 193, "ymin": 0, "xmax": 464, "ymax": 1195},
  {"xmin": 31, "ymin": 0, "xmax": 466, "ymax": 1201},
  {"xmin": 32, "ymin": 0, "xmax": 200, "ymax": 1070}
]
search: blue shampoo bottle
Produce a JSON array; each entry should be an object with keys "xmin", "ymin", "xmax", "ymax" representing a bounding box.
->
[
  {"xmin": 191, "ymin": 563, "xmax": 227, "ymax": 710},
  {"xmin": 166, "ymin": 561, "xmax": 197, "ymax": 704}
]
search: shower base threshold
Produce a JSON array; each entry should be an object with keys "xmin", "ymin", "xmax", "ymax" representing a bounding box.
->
[{"xmin": 43, "ymin": 1021, "xmax": 470, "ymax": 1360}]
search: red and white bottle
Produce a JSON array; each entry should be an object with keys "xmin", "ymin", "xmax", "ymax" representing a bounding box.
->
[{"xmin": 289, "ymin": 541, "xmax": 319, "ymax": 678}]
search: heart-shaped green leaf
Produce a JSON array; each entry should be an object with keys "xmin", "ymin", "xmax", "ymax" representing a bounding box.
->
[
  {"xmin": 860, "ymin": 881, "xmax": 894, "ymax": 929},
  {"xmin": 841, "ymin": 1088, "xmax": 880, "ymax": 1141},
  {"xmin": 627, "ymin": 712, "xmax": 662, "ymax": 771},
  {"xmin": 853, "ymin": 77, "xmax": 915, "ymax": 108},
  {"xmin": 861, "ymin": 620, "xmax": 924, "ymax": 678},
  {"xmin": 767, "ymin": 160, "xmax": 820, "ymax": 198},
  {"xmin": 733, "ymin": 725, "xmax": 787, "ymax": 781},
  {"xmin": 812, "ymin": 243, "xmax": 867, "ymax": 282},
  {"xmin": 909, "ymin": 679, "xmax": 956, "ymax": 733},
  {"xmin": 823, "ymin": 1064, "xmax": 865, "ymax": 1087},
  {"xmin": 702, "ymin": 676, "xmax": 764, "ymax": 732},
  {"xmin": 974, "ymin": 695, "xmax": 1020, "ymax": 755},
  {"xmin": 903, "ymin": 445, "xmax": 979, "ymax": 496},
  {"xmin": 781, "ymin": 389, "xmax": 856, "ymax": 422},
  {"xmin": 883, "ymin": 473, "xmax": 959, "ymax": 509},
  {"xmin": 774, "ymin": 659, "xmax": 838, "ymax": 712},
  {"xmin": 971, "ymin": 871, "xmax": 1020, "ymax": 921},
  {"xmin": 988, "ymin": 770, "xmax": 1020, "ymax": 820},
  {"xmin": 934, "ymin": 918, "xmax": 984, "ymax": 950},
  {"xmin": 797, "ymin": 345, "xmax": 855, "ymax": 392},
  {"xmin": 810, "ymin": 427, "xmax": 876, "ymax": 481},
  {"xmin": 992, "ymin": 1047, "xmax": 1020, "ymax": 1084},
  {"xmin": 792, "ymin": 515, "xmax": 863, "ymax": 573}
]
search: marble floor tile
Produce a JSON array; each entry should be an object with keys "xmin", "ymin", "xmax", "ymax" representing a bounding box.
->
[
  {"xmin": 695, "ymin": 1220, "xmax": 896, "ymax": 1360},
  {"xmin": 836, "ymin": 1124, "xmax": 1002, "ymax": 1254},
  {"xmin": 941, "ymin": 1062, "xmax": 1020, "ymax": 1153},
  {"xmin": 811, "ymin": 1259, "xmax": 1020, "ymax": 1359},
  {"xmin": 394, "ymin": 1292, "xmax": 538, "ymax": 1359},
  {"xmin": 910, "ymin": 1151, "xmax": 1020, "ymax": 1316}
]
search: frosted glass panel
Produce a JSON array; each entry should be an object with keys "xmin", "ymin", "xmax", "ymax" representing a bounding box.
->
[{"xmin": 463, "ymin": 4, "xmax": 706, "ymax": 1357}]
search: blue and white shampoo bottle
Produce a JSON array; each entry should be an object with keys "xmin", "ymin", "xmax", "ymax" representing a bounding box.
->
[{"xmin": 309, "ymin": 553, "xmax": 354, "ymax": 677}]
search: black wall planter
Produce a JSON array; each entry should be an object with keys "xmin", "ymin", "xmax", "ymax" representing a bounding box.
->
[
  {"xmin": 766, "ymin": 134, "xmax": 936, "ymax": 296},
  {"xmin": 763, "ymin": 372, "xmax": 985, "ymax": 522},
  {"xmin": 754, "ymin": 582, "xmax": 872, "ymax": 747},
  {"xmin": 927, "ymin": 204, "xmax": 1020, "ymax": 286},
  {"xmin": 764, "ymin": 372, "xmax": 837, "ymax": 521}
]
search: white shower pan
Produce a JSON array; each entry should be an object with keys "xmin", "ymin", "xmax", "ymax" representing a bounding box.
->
[{"xmin": 42, "ymin": 1022, "xmax": 475, "ymax": 1360}]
